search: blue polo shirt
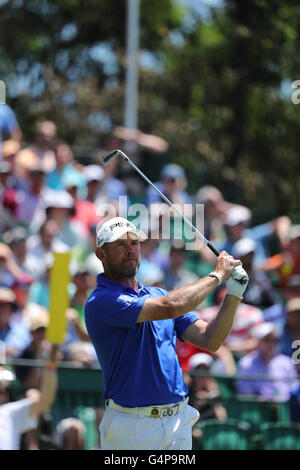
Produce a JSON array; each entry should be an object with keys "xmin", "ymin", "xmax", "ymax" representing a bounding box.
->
[{"xmin": 84, "ymin": 273, "xmax": 199, "ymax": 407}]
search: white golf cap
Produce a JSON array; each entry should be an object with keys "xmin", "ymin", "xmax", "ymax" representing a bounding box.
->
[
  {"xmin": 188, "ymin": 353, "xmax": 214, "ymax": 370},
  {"xmin": 250, "ymin": 322, "xmax": 279, "ymax": 340},
  {"xmin": 232, "ymin": 238, "xmax": 256, "ymax": 258},
  {"xmin": 96, "ymin": 217, "xmax": 148, "ymax": 248},
  {"xmin": 226, "ymin": 206, "xmax": 251, "ymax": 226},
  {"xmin": 84, "ymin": 165, "xmax": 105, "ymax": 183}
]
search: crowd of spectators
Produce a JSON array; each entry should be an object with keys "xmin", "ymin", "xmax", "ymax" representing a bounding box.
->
[{"xmin": 1, "ymin": 102, "xmax": 300, "ymax": 448}]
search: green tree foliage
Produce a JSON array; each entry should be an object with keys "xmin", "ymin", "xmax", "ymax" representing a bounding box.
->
[{"xmin": 0, "ymin": 0, "xmax": 299, "ymax": 219}]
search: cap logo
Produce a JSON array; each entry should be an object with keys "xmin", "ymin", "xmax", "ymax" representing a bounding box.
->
[{"xmin": 109, "ymin": 221, "xmax": 132, "ymax": 231}]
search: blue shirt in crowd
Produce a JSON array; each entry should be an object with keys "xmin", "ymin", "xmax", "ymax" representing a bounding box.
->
[
  {"xmin": 84, "ymin": 273, "xmax": 199, "ymax": 407},
  {"xmin": 0, "ymin": 104, "xmax": 19, "ymax": 157}
]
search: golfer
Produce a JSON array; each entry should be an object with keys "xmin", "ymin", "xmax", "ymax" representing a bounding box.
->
[{"xmin": 84, "ymin": 216, "xmax": 249, "ymax": 450}]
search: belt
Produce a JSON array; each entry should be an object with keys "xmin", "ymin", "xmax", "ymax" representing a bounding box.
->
[{"xmin": 106, "ymin": 396, "xmax": 189, "ymax": 418}]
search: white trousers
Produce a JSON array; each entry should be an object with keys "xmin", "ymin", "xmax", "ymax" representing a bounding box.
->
[{"xmin": 99, "ymin": 401, "xmax": 199, "ymax": 450}]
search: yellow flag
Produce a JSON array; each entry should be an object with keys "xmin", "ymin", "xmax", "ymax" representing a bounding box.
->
[{"xmin": 46, "ymin": 251, "xmax": 71, "ymax": 345}]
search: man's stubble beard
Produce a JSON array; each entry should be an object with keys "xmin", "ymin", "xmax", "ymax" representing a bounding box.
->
[{"xmin": 107, "ymin": 259, "xmax": 140, "ymax": 279}]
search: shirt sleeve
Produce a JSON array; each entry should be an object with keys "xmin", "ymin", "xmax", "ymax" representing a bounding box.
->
[
  {"xmin": 0, "ymin": 104, "xmax": 19, "ymax": 133},
  {"xmin": 236, "ymin": 359, "xmax": 256, "ymax": 395},
  {"xmin": 8, "ymin": 398, "xmax": 38, "ymax": 434},
  {"xmin": 175, "ymin": 311, "xmax": 200, "ymax": 340},
  {"xmin": 85, "ymin": 291, "xmax": 148, "ymax": 329}
]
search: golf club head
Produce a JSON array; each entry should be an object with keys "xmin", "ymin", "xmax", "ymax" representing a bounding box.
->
[{"xmin": 102, "ymin": 149, "xmax": 120, "ymax": 165}]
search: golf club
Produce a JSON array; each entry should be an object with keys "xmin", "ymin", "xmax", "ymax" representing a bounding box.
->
[{"xmin": 102, "ymin": 149, "xmax": 247, "ymax": 284}]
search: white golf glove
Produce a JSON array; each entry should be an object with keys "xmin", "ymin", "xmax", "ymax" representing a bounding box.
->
[{"xmin": 226, "ymin": 265, "xmax": 249, "ymax": 299}]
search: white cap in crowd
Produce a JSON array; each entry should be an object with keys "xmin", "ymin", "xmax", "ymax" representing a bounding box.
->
[
  {"xmin": 44, "ymin": 189, "xmax": 74, "ymax": 210},
  {"xmin": 225, "ymin": 206, "xmax": 251, "ymax": 226},
  {"xmin": 232, "ymin": 238, "xmax": 256, "ymax": 258},
  {"xmin": 188, "ymin": 353, "xmax": 214, "ymax": 370},
  {"xmin": 250, "ymin": 322, "xmax": 279, "ymax": 340},
  {"xmin": 84, "ymin": 165, "xmax": 105, "ymax": 183}
]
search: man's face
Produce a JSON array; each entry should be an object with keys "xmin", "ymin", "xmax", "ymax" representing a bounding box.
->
[
  {"xmin": 96, "ymin": 233, "xmax": 141, "ymax": 278},
  {"xmin": 48, "ymin": 207, "xmax": 70, "ymax": 224},
  {"xmin": 258, "ymin": 333, "xmax": 278, "ymax": 360},
  {"xmin": 40, "ymin": 220, "xmax": 58, "ymax": 246},
  {"xmin": 286, "ymin": 309, "xmax": 300, "ymax": 333},
  {"xmin": 227, "ymin": 222, "xmax": 246, "ymax": 241}
]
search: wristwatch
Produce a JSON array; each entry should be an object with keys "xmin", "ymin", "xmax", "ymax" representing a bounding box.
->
[{"xmin": 208, "ymin": 271, "xmax": 223, "ymax": 286}]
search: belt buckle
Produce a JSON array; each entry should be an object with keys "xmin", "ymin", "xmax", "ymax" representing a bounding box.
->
[
  {"xmin": 150, "ymin": 402, "xmax": 180, "ymax": 418},
  {"xmin": 150, "ymin": 407, "xmax": 160, "ymax": 418}
]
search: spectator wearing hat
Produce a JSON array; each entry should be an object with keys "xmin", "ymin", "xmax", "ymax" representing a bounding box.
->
[
  {"xmin": 145, "ymin": 163, "xmax": 191, "ymax": 208},
  {"xmin": 22, "ymin": 120, "xmax": 57, "ymax": 174},
  {"xmin": 237, "ymin": 322, "xmax": 298, "ymax": 401},
  {"xmin": 217, "ymin": 207, "xmax": 291, "ymax": 266},
  {"xmin": 232, "ymin": 238, "xmax": 279, "ymax": 308},
  {"xmin": 41, "ymin": 189, "xmax": 87, "ymax": 251},
  {"xmin": 15, "ymin": 306, "xmax": 50, "ymax": 388},
  {"xmin": 52, "ymin": 416, "xmax": 87, "ymax": 450},
  {"xmin": 261, "ymin": 224, "xmax": 300, "ymax": 289},
  {"xmin": 279, "ymin": 298, "xmax": 300, "ymax": 373},
  {"xmin": 0, "ymin": 287, "xmax": 31, "ymax": 358},
  {"xmin": 14, "ymin": 147, "xmax": 41, "ymax": 183},
  {"xmin": 25, "ymin": 220, "xmax": 69, "ymax": 280},
  {"xmin": 16, "ymin": 165, "xmax": 48, "ymax": 225},
  {"xmin": 46, "ymin": 142, "xmax": 85, "ymax": 192},
  {"xmin": 188, "ymin": 352, "xmax": 227, "ymax": 426},
  {"xmin": 194, "ymin": 187, "xmax": 247, "ymax": 258},
  {"xmin": 66, "ymin": 165, "xmax": 105, "ymax": 237}
]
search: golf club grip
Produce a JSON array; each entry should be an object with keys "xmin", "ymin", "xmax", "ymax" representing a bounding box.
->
[
  {"xmin": 207, "ymin": 242, "xmax": 220, "ymax": 257},
  {"xmin": 206, "ymin": 242, "xmax": 248, "ymax": 285}
]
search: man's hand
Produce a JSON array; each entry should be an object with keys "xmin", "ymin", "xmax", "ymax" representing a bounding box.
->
[
  {"xmin": 226, "ymin": 265, "xmax": 249, "ymax": 299},
  {"xmin": 214, "ymin": 250, "xmax": 242, "ymax": 281}
]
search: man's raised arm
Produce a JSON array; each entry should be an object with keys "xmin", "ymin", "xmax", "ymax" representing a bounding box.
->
[{"xmin": 137, "ymin": 251, "xmax": 245, "ymax": 323}]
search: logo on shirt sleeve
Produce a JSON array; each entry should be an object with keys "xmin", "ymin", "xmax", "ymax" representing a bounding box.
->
[{"xmin": 118, "ymin": 294, "xmax": 134, "ymax": 306}]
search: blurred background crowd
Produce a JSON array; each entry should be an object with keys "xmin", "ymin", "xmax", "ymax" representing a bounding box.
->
[{"xmin": 1, "ymin": 102, "xmax": 300, "ymax": 449}]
